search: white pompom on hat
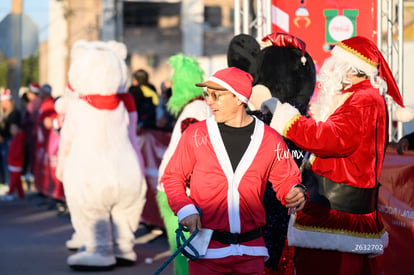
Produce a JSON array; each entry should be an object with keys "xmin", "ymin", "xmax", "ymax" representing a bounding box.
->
[
  {"xmin": 394, "ymin": 105, "xmax": 414, "ymax": 122},
  {"xmin": 195, "ymin": 67, "xmax": 253, "ymax": 103}
]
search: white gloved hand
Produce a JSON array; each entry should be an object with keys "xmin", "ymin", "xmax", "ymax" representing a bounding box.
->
[{"xmin": 270, "ymin": 100, "xmax": 300, "ymax": 136}]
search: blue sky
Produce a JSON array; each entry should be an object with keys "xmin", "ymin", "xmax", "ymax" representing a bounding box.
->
[{"xmin": 0, "ymin": 0, "xmax": 49, "ymax": 42}]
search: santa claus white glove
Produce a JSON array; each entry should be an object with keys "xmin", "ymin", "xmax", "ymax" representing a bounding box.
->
[{"xmin": 270, "ymin": 100, "xmax": 300, "ymax": 136}]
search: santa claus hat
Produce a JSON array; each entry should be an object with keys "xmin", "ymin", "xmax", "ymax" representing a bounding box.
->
[
  {"xmin": 331, "ymin": 36, "xmax": 404, "ymax": 107},
  {"xmin": 257, "ymin": 32, "xmax": 316, "ymax": 112},
  {"xmin": 195, "ymin": 67, "xmax": 253, "ymax": 103},
  {"xmin": 262, "ymin": 32, "xmax": 307, "ymax": 65},
  {"xmin": 1, "ymin": 88, "xmax": 12, "ymax": 101},
  {"xmin": 29, "ymin": 83, "xmax": 41, "ymax": 94}
]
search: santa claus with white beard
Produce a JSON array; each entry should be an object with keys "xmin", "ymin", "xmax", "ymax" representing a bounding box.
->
[{"xmin": 270, "ymin": 36, "xmax": 404, "ymax": 275}]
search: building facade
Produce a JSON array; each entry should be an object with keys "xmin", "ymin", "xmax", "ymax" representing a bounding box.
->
[{"xmin": 43, "ymin": 0, "xmax": 235, "ymax": 96}]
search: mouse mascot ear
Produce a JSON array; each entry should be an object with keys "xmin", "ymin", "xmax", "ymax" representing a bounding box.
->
[
  {"xmin": 227, "ymin": 34, "xmax": 262, "ymax": 85},
  {"xmin": 227, "ymin": 34, "xmax": 272, "ymax": 111},
  {"xmin": 257, "ymin": 32, "xmax": 316, "ymax": 115}
]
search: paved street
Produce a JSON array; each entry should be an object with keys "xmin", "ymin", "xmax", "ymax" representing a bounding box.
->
[{"xmin": 0, "ymin": 193, "xmax": 174, "ymax": 275}]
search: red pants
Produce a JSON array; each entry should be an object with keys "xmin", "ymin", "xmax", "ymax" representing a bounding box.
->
[
  {"xmin": 188, "ymin": 255, "xmax": 265, "ymax": 275},
  {"xmin": 7, "ymin": 171, "xmax": 24, "ymax": 198},
  {"xmin": 295, "ymin": 247, "xmax": 380, "ymax": 275}
]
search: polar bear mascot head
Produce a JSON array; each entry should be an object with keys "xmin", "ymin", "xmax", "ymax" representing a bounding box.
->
[{"xmin": 69, "ymin": 40, "xmax": 126, "ymax": 96}]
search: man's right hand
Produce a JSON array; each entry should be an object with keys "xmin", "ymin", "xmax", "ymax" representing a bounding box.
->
[{"xmin": 180, "ymin": 214, "xmax": 202, "ymax": 234}]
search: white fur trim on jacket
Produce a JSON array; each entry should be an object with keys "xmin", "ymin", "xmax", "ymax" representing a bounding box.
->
[
  {"xmin": 177, "ymin": 204, "xmax": 199, "ymax": 222},
  {"xmin": 270, "ymin": 100, "xmax": 300, "ymax": 136},
  {"xmin": 203, "ymin": 244, "xmax": 268, "ymax": 259},
  {"xmin": 157, "ymin": 100, "xmax": 211, "ymax": 192},
  {"xmin": 287, "ymin": 215, "xmax": 389, "ymax": 256},
  {"xmin": 206, "ymin": 116, "xmax": 265, "ymax": 233}
]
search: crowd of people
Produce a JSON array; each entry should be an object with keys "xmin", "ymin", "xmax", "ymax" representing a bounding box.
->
[
  {"xmin": 0, "ymin": 32, "xmax": 412, "ymax": 274},
  {"xmin": 0, "ymin": 83, "xmax": 56, "ymax": 201},
  {"xmin": 128, "ymin": 68, "xmax": 176, "ymax": 132}
]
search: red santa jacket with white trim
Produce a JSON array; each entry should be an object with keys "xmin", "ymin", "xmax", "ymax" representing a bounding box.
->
[
  {"xmin": 282, "ymin": 80, "xmax": 388, "ymax": 255},
  {"xmin": 162, "ymin": 116, "xmax": 301, "ymax": 258}
]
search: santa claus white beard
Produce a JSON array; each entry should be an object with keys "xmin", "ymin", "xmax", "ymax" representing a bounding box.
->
[{"xmin": 309, "ymin": 57, "xmax": 354, "ymax": 123}]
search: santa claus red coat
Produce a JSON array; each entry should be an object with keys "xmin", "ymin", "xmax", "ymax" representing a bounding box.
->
[{"xmin": 283, "ymin": 80, "xmax": 388, "ymax": 254}]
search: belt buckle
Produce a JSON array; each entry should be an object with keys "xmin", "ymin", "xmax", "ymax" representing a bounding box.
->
[{"xmin": 224, "ymin": 232, "xmax": 239, "ymax": 244}]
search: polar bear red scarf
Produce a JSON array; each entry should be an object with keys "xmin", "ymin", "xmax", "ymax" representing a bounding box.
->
[{"xmin": 80, "ymin": 93, "xmax": 136, "ymax": 112}]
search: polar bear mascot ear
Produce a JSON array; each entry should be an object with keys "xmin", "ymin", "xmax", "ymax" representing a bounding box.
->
[
  {"xmin": 68, "ymin": 40, "xmax": 124, "ymax": 96},
  {"xmin": 69, "ymin": 40, "xmax": 90, "ymax": 60},
  {"xmin": 106, "ymin": 40, "xmax": 127, "ymax": 60}
]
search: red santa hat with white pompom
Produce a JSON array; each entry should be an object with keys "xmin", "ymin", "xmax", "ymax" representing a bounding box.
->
[
  {"xmin": 1, "ymin": 88, "xmax": 12, "ymax": 101},
  {"xmin": 29, "ymin": 83, "xmax": 41, "ymax": 94}
]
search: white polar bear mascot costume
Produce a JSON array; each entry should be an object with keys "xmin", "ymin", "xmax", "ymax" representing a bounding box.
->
[{"xmin": 56, "ymin": 40, "xmax": 147, "ymax": 271}]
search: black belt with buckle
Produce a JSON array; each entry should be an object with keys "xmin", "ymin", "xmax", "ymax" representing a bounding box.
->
[
  {"xmin": 303, "ymin": 170, "xmax": 378, "ymax": 214},
  {"xmin": 211, "ymin": 228, "xmax": 262, "ymax": 245}
]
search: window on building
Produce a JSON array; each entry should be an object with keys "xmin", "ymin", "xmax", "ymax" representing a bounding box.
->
[
  {"xmin": 123, "ymin": 2, "xmax": 180, "ymax": 27},
  {"xmin": 204, "ymin": 6, "xmax": 222, "ymax": 28}
]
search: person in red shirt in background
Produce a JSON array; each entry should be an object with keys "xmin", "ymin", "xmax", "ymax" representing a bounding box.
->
[
  {"xmin": 2, "ymin": 123, "xmax": 26, "ymax": 200},
  {"xmin": 36, "ymin": 84, "xmax": 56, "ymax": 149},
  {"xmin": 33, "ymin": 84, "xmax": 58, "ymax": 198}
]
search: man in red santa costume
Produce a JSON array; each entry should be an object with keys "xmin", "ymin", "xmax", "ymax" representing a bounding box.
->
[
  {"xmin": 270, "ymin": 36, "xmax": 404, "ymax": 274},
  {"xmin": 162, "ymin": 67, "xmax": 307, "ymax": 275}
]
